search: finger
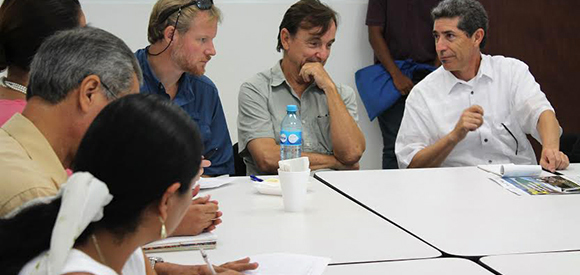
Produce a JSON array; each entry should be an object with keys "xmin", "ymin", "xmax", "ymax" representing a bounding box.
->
[
  {"xmin": 299, "ymin": 67, "xmax": 311, "ymax": 82},
  {"xmin": 463, "ymin": 116, "xmax": 483, "ymax": 126},
  {"xmin": 229, "ymin": 257, "xmax": 251, "ymax": 264},
  {"xmin": 468, "ymin": 105, "xmax": 484, "ymax": 115},
  {"xmin": 192, "ymin": 195, "xmax": 210, "ymax": 204},
  {"xmin": 202, "ymin": 203, "xmax": 219, "ymax": 212},
  {"xmin": 222, "ymin": 262, "xmax": 259, "ymax": 272},
  {"xmin": 560, "ymin": 153, "xmax": 570, "ymax": 169},
  {"xmin": 540, "ymin": 158, "xmax": 549, "ymax": 170},
  {"xmin": 465, "ymin": 111, "xmax": 483, "ymax": 120},
  {"xmin": 552, "ymin": 151, "xmax": 563, "ymax": 171},
  {"xmin": 545, "ymin": 150, "xmax": 557, "ymax": 172},
  {"xmin": 464, "ymin": 122, "xmax": 480, "ymax": 131},
  {"xmin": 201, "ymin": 159, "xmax": 211, "ymax": 168},
  {"xmin": 192, "ymin": 184, "xmax": 201, "ymax": 197},
  {"xmin": 208, "ymin": 199, "xmax": 219, "ymax": 205}
]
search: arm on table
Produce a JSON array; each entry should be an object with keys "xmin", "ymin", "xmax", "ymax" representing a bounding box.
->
[
  {"xmin": 247, "ymin": 137, "xmax": 359, "ymax": 174},
  {"xmin": 537, "ymin": 110, "xmax": 569, "ymax": 171},
  {"xmin": 151, "ymin": 253, "xmax": 258, "ymax": 275},
  {"xmin": 172, "ymin": 168, "xmax": 222, "ymax": 236}
]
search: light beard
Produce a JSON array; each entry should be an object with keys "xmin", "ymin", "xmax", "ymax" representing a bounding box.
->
[{"xmin": 171, "ymin": 46, "xmax": 206, "ymax": 76}]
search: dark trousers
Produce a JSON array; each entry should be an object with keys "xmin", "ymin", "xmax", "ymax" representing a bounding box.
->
[
  {"xmin": 377, "ymin": 96, "xmax": 406, "ymax": 169},
  {"xmin": 377, "ymin": 69, "xmax": 433, "ymax": 169}
]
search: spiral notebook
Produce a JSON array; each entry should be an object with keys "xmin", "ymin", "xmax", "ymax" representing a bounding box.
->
[{"xmin": 142, "ymin": 232, "xmax": 217, "ymax": 252}]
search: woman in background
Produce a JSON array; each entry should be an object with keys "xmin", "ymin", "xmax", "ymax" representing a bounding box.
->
[
  {"xmin": 0, "ymin": 0, "xmax": 85, "ymax": 125},
  {"xmin": 0, "ymin": 94, "xmax": 257, "ymax": 275}
]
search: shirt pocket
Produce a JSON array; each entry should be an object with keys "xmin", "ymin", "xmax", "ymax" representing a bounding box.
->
[
  {"xmin": 312, "ymin": 114, "xmax": 332, "ymax": 154},
  {"xmin": 493, "ymin": 114, "xmax": 528, "ymax": 157}
]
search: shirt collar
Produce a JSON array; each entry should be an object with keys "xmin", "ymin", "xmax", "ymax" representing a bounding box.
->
[
  {"xmin": 2, "ymin": 114, "xmax": 67, "ymax": 185},
  {"xmin": 270, "ymin": 60, "xmax": 286, "ymax": 87},
  {"xmin": 269, "ymin": 60, "xmax": 319, "ymax": 95},
  {"xmin": 136, "ymin": 48, "xmax": 195, "ymax": 105},
  {"xmin": 136, "ymin": 48, "xmax": 163, "ymax": 91},
  {"xmin": 444, "ymin": 54, "xmax": 494, "ymax": 94}
]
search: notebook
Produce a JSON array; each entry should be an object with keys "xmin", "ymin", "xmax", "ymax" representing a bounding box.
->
[{"xmin": 142, "ymin": 232, "xmax": 217, "ymax": 252}]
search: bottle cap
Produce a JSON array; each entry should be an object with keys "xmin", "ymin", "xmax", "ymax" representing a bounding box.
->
[{"xmin": 286, "ymin": 105, "xmax": 297, "ymax": 112}]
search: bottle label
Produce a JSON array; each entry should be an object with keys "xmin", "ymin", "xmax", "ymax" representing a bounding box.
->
[{"xmin": 280, "ymin": 130, "xmax": 302, "ymax": 145}]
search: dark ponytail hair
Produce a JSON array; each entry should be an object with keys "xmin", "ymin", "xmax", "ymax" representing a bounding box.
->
[
  {"xmin": 0, "ymin": 94, "xmax": 203, "ymax": 274},
  {"xmin": 0, "ymin": 0, "xmax": 82, "ymax": 71}
]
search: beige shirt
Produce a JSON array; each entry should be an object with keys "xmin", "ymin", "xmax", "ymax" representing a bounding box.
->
[{"xmin": 0, "ymin": 113, "xmax": 67, "ymax": 216}]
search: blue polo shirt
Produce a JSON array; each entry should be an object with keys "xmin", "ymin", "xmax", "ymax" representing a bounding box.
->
[{"xmin": 135, "ymin": 48, "xmax": 234, "ymax": 176}]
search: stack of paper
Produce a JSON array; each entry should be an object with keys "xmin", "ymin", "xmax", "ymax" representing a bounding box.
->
[
  {"xmin": 478, "ymin": 164, "xmax": 580, "ymax": 195},
  {"xmin": 244, "ymin": 253, "xmax": 330, "ymax": 275},
  {"xmin": 142, "ymin": 232, "xmax": 217, "ymax": 252},
  {"xmin": 197, "ymin": 176, "xmax": 233, "ymax": 189}
]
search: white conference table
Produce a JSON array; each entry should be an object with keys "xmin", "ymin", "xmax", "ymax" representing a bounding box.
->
[
  {"xmin": 326, "ymin": 258, "xmax": 494, "ymax": 275},
  {"xmin": 481, "ymin": 251, "xmax": 580, "ymax": 275},
  {"xmin": 148, "ymin": 176, "xmax": 440, "ymax": 266},
  {"xmin": 315, "ymin": 164, "xmax": 580, "ymax": 257}
]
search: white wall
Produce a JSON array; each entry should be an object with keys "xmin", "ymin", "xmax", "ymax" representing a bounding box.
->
[{"xmin": 81, "ymin": 0, "xmax": 383, "ymax": 170}]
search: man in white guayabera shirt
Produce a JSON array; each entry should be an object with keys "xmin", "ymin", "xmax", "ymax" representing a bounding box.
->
[{"xmin": 395, "ymin": 0, "xmax": 569, "ymax": 172}]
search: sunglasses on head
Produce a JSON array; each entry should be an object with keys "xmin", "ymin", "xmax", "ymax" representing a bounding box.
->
[
  {"xmin": 157, "ymin": 0, "xmax": 214, "ymax": 24},
  {"xmin": 149, "ymin": 0, "xmax": 214, "ymax": 56}
]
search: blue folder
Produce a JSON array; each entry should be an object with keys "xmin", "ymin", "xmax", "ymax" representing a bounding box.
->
[{"xmin": 355, "ymin": 60, "xmax": 435, "ymax": 121}]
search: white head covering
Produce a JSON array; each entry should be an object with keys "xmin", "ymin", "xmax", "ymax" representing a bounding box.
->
[{"xmin": 28, "ymin": 172, "xmax": 113, "ymax": 275}]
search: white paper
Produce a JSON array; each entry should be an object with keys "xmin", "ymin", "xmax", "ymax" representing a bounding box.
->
[
  {"xmin": 477, "ymin": 163, "xmax": 542, "ymax": 177},
  {"xmin": 489, "ymin": 177, "xmax": 527, "ymax": 196},
  {"xmin": 198, "ymin": 176, "xmax": 233, "ymax": 189},
  {"xmin": 244, "ymin": 253, "xmax": 330, "ymax": 275}
]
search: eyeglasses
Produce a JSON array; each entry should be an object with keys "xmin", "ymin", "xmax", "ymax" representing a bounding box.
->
[
  {"xmin": 149, "ymin": 0, "xmax": 214, "ymax": 56},
  {"xmin": 501, "ymin": 123, "xmax": 518, "ymax": 156},
  {"xmin": 100, "ymin": 81, "xmax": 119, "ymax": 100}
]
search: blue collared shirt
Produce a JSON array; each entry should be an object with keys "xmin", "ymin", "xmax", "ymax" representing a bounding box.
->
[{"xmin": 135, "ymin": 48, "xmax": 234, "ymax": 176}]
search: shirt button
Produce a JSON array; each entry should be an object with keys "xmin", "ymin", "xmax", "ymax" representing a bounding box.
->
[
  {"xmin": 488, "ymin": 160, "xmax": 493, "ymax": 164},
  {"xmin": 470, "ymin": 91, "xmax": 474, "ymax": 95},
  {"xmin": 302, "ymin": 120, "xmax": 306, "ymax": 123},
  {"xmin": 484, "ymin": 138, "xmax": 488, "ymax": 143}
]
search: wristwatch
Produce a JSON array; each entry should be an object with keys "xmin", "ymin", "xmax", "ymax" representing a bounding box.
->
[{"xmin": 148, "ymin": 256, "xmax": 164, "ymax": 269}]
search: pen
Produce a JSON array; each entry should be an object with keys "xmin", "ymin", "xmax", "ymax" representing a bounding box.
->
[
  {"xmin": 199, "ymin": 248, "xmax": 217, "ymax": 275},
  {"xmin": 542, "ymin": 168, "xmax": 563, "ymax": 176},
  {"xmin": 250, "ymin": 175, "xmax": 263, "ymax": 182}
]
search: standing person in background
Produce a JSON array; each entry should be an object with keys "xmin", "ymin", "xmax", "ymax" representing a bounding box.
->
[
  {"xmin": 366, "ymin": 0, "xmax": 440, "ymax": 169},
  {"xmin": 238, "ymin": 0, "xmax": 365, "ymax": 175},
  {"xmin": 0, "ymin": 0, "xmax": 86, "ymax": 125},
  {"xmin": 136, "ymin": 0, "xmax": 234, "ymax": 177}
]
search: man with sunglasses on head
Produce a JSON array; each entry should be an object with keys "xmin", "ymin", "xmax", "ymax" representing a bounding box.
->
[
  {"xmin": 135, "ymin": 0, "xmax": 230, "ymax": 241},
  {"xmin": 237, "ymin": 0, "xmax": 366, "ymax": 175},
  {"xmin": 136, "ymin": 0, "xmax": 234, "ymax": 177},
  {"xmin": 395, "ymin": 0, "xmax": 569, "ymax": 172}
]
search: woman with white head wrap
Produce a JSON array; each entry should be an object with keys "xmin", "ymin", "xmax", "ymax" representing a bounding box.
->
[{"xmin": 1, "ymin": 93, "xmax": 203, "ymax": 275}]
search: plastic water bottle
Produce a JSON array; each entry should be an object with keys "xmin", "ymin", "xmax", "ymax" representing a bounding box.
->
[{"xmin": 280, "ymin": 105, "xmax": 302, "ymax": 160}]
